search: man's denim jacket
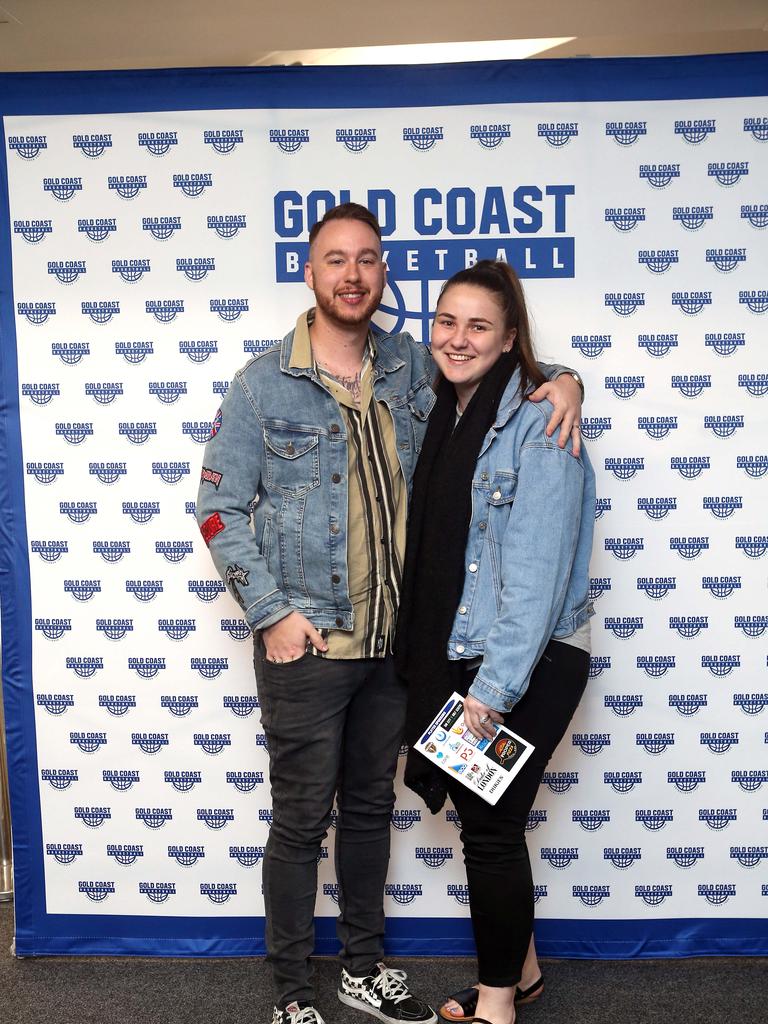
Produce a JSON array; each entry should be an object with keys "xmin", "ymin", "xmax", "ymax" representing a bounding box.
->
[
  {"xmin": 197, "ymin": 319, "xmax": 575, "ymax": 635},
  {"xmin": 196, "ymin": 325, "xmax": 435, "ymax": 632},
  {"xmin": 451, "ymin": 370, "xmax": 596, "ymax": 713}
]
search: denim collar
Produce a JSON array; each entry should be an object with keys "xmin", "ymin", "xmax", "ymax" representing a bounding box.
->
[
  {"xmin": 490, "ymin": 369, "xmax": 527, "ymax": 429},
  {"xmin": 477, "ymin": 369, "xmax": 539, "ymax": 456},
  {"xmin": 280, "ymin": 309, "xmax": 405, "ymax": 379}
]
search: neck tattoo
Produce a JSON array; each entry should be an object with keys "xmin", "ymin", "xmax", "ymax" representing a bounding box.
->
[{"xmin": 318, "ymin": 362, "xmax": 363, "ymax": 404}]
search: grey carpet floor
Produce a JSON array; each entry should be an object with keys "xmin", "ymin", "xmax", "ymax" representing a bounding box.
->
[{"xmin": 2, "ymin": 902, "xmax": 767, "ymax": 1024}]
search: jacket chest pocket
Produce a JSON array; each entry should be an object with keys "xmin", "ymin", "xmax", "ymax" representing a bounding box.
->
[
  {"xmin": 484, "ymin": 472, "xmax": 517, "ymax": 543},
  {"xmin": 264, "ymin": 425, "xmax": 320, "ymax": 498}
]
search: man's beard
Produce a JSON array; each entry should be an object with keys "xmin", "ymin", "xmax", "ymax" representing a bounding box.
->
[{"xmin": 314, "ymin": 284, "xmax": 383, "ymax": 328}]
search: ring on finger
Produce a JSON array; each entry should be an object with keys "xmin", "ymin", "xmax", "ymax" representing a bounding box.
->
[{"xmin": 479, "ymin": 714, "xmax": 490, "ymax": 724}]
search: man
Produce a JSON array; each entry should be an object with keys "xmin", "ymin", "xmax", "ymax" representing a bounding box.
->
[{"xmin": 196, "ymin": 203, "xmax": 582, "ymax": 1024}]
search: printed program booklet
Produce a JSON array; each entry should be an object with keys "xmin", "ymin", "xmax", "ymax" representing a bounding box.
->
[{"xmin": 414, "ymin": 692, "xmax": 535, "ymax": 805}]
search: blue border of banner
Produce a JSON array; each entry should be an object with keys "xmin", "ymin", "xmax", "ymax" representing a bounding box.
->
[
  {"xmin": 0, "ymin": 119, "xmax": 41, "ymax": 952},
  {"xmin": 0, "ymin": 51, "xmax": 766, "ymax": 115},
  {"xmin": 12, "ymin": 915, "xmax": 768, "ymax": 959},
  {"xmin": 2, "ymin": 52, "xmax": 768, "ymax": 958}
]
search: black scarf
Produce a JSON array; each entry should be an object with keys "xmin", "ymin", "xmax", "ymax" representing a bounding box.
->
[{"xmin": 395, "ymin": 351, "xmax": 518, "ymax": 812}]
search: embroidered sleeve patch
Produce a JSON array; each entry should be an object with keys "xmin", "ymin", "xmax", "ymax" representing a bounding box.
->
[
  {"xmin": 225, "ymin": 564, "xmax": 249, "ymax": 587},
  {"xmin": 200, "ymin": 512, "xmax": 225, "ymax": 545},
  {"xmin": 210, "ymin": 408, "xmax": 223, "ymax": 438},
  {"xmin": 200, "ymin": 466, "xmax": 223, "ymax": 489}
]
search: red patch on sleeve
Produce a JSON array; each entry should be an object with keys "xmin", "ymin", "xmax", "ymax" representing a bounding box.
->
[{"xmin": 200, "ymin": 512, "xmax": 225, "ymax": 545}]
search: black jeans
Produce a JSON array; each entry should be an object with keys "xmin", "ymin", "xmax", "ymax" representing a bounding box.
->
[
  {"xmin": 447, "ymin": 639, "xmax": 590, "ymax": 987},
  {"xmin": 254, "ymin": 646, "xmax": 407, "ymax": 1008}
]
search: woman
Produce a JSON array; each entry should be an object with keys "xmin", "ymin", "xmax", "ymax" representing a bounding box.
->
[{"xmin": 396, "ymin": 261, "xmax": 595, "ymax": 1024}]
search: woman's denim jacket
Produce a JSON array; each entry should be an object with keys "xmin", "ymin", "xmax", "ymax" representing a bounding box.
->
[
  {"xmin": 196, "ymin": 321, "xmax": 436, "ymax": 632},
  {"xmin": 451, "ymin": 370, "xmax": 596, "ymax": 714}
]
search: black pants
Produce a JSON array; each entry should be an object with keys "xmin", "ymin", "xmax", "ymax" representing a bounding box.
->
[
  {"xmin": 447, "ymin": 639, "xmax": 590, "ymax": 987},
  {"xmin": 254, "ymin": 646, "xmax": 407, "ymax": 1007}
]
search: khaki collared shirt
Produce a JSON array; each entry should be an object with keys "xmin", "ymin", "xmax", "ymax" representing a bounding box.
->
[{"xmin": 289, "ymin": 311, "xmax": 407, "ymax": 658}]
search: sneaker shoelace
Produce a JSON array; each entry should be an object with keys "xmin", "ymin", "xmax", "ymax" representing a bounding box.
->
[
  {"xmin": 289, "ymin": 1008, "xmax": 322, "ymax": 1024},
  {"xmin": 369, "ymin": 967, "xmax": 411, "ymax": 1004}
]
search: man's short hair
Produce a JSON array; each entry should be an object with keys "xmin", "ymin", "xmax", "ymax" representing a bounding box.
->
[{"xmin": 308, "ymin": 202, "xmax": 382, "ymax": 247}]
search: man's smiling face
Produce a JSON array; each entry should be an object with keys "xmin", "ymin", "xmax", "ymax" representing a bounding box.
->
[{"xmin": 304, "ymin": 218, "xmax": 386, "ymax": 329}]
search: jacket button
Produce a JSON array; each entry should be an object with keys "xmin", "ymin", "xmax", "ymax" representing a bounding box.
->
[
  {"xmin": 478, "ymin": 522, "xmax": 487, "ymax": 531},
  {"xmin": 455, "ymin": 644, "xmax": 465, "ymax": 654},
  {"xmin": 335, "ymin": 617, "xmax": 343, "ymax": 627},
  {"xmin": 480, "ymin": 472, "xmax": 489, "ymax": 481},
  {"xmin": 330, "ymin": 423, "xmax": 340, "ymax": 434},
  {"xmin": 459, "ymin": 605, "xmax": 467, "ymax": 615},
  {"xmin": 332, "ymin": 473, "xmax": 341, "ymax": 483},
  {"xmin": 286, "ymin": 442, "xmax": 295, "ymax": 455},
  {"xmin": 468, "ymin": 562, "xmax": 478, "ymax": 573},
  {"xmin": 330, "ymin": 524, "xmax": 340, "ymax": 535},
  {"xmin": 492, "ymin": 490, "xmax": 502, "ymax": 500},
  {"xmin": 504, "ymin": 699, "xmax": 514, "ymax": 709},
  {"xmin": 331, "ymin": 574, "xmax": 340, "ymax": 584}
]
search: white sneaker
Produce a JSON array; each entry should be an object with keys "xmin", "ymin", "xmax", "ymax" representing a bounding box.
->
[{"xmin": 338, "ymin": 963, "xmax": 437, "ymax": 1023}]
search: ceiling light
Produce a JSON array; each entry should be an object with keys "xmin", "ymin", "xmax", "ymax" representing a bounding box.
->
[{"xmin": 263, "ymin": 38, "xmax": 575, "ymax": 67}]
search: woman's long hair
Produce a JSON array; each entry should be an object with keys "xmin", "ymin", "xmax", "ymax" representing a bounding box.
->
[{"xmin": 435, "ymin": 260, "xmax": 546, "ymax": 397}]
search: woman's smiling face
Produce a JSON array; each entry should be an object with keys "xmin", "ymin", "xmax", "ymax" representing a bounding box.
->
[{"xmin": 430, "ymin": 283, "xmax": 516, "ymax": 407}]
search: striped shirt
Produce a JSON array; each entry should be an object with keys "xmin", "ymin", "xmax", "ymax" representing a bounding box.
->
[{"xmin": 290, "ymin": 310, "xmax": 406, "ymax": 659}]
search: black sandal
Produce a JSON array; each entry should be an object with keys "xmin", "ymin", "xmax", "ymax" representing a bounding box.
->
[
  {"xmin": 516, "ymin": 976, "xmax": 544, "ymax": 1005},
  {"xmin": 438, "ymin": 987, "xmax": 479, "ymax": 1022},
  {"xmin": 438, "ymin": 976, "xmax": 543, "ymax": 1022}
]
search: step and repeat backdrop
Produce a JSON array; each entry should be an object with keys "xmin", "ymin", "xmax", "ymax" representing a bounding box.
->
[{"xmin": 0, "ymin": 55, "xmax": 766, "ymax": 957}]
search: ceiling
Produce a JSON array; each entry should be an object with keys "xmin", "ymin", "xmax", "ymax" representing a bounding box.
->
[{"xmin": 0, "ymin": 0, "xmax": 766, "ymax": 72}]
